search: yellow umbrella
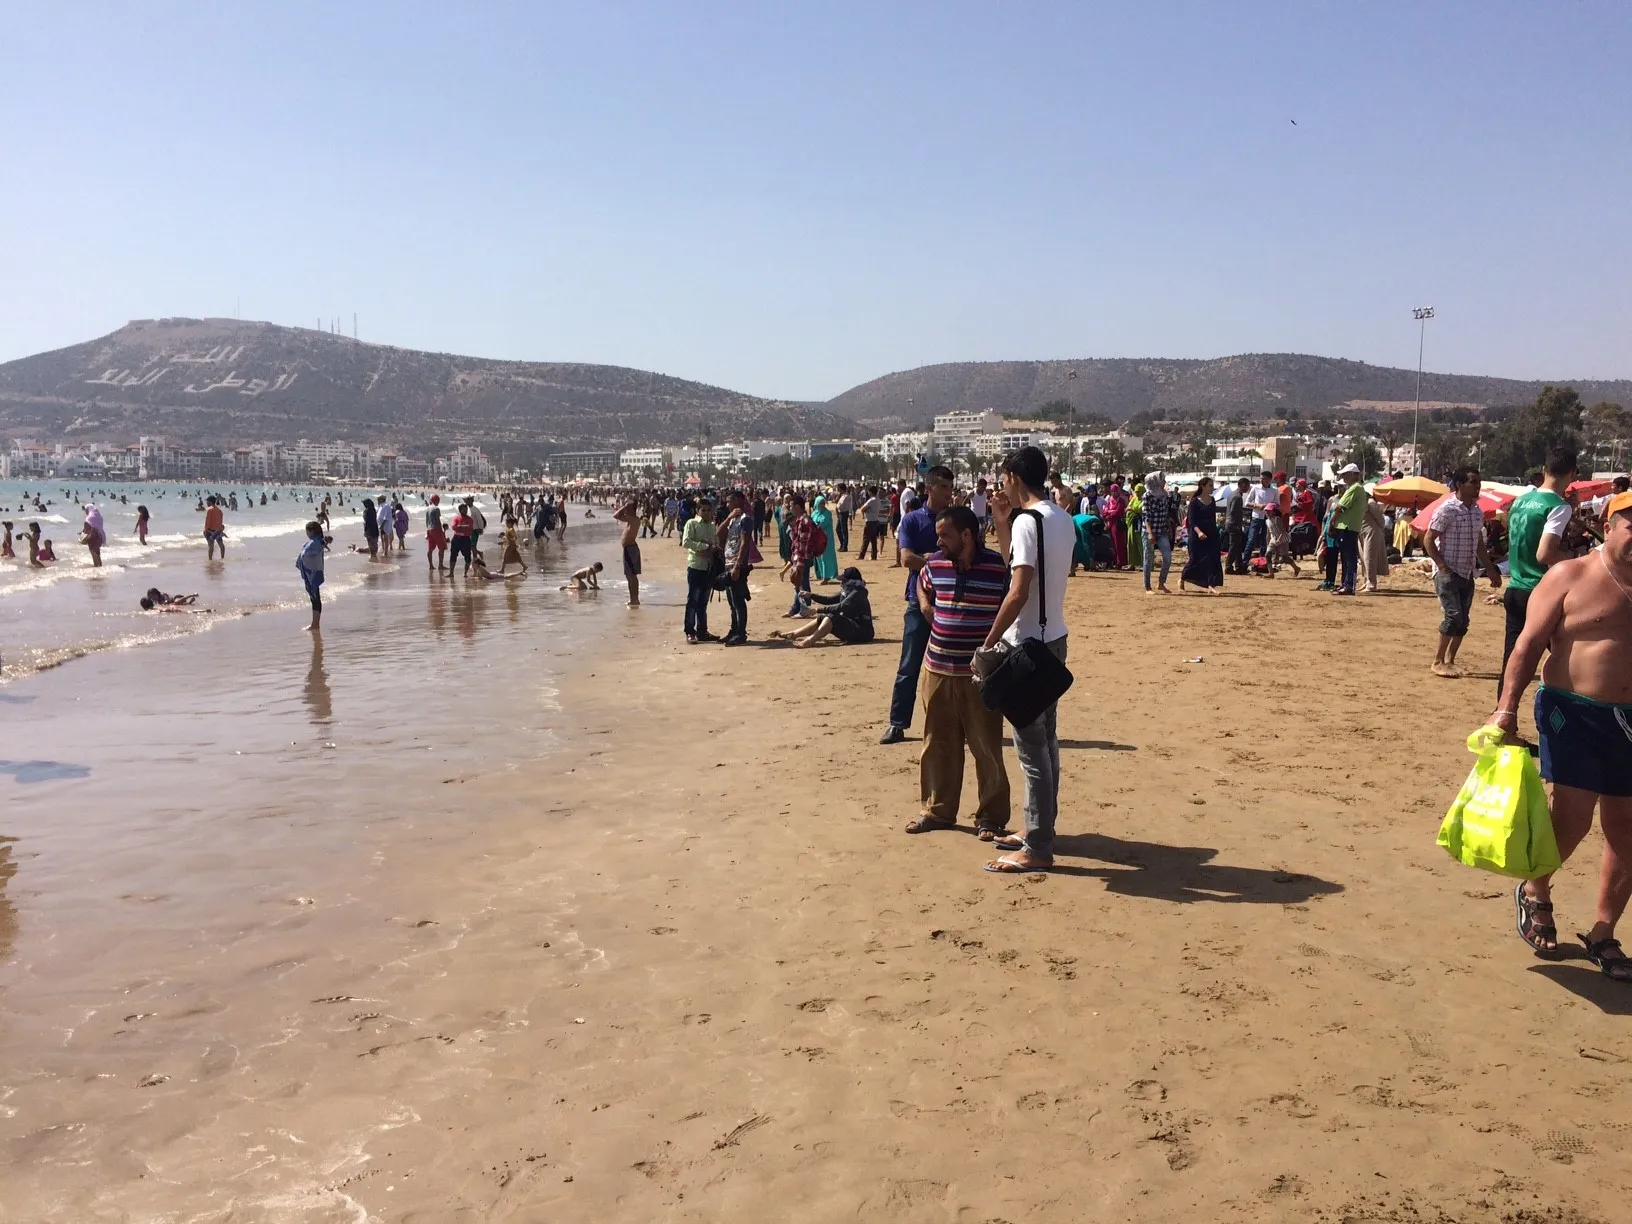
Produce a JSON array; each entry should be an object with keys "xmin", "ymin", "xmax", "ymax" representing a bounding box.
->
[{"xmin": 1371, "ymin": 474, "xmax": 1448, "ymax": 508}]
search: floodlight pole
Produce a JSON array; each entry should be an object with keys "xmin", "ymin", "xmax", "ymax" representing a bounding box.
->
[{"xmin": 1411, "ymin": 307, "xmax": 1435, "ymax": 475}]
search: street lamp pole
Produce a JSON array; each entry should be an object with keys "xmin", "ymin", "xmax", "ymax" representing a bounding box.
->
[{"xmin": 1411, "ymin": 307, "xmax": 1434, "ymax": 475}]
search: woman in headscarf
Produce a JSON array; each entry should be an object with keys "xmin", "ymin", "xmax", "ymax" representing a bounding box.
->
[
  {"xmin": 361, "ymin": 497, "xmax": 380, "ymax": 559},
  {"xmin": 1359, "ymin": 495, "xmax": 1389, "ymax": 592},
  {"xmin": 1179, "ymin": 478, "xmax": 1224, "ymax": 593},
  {"xmin": 80, "ymin": 504, "xmax": 106, "ymax": 567},
  {"xmin": 810, "ymin": 494, "xmax": 840, "ymax": 583},
  {"xmin": 774, "ymin": 490, "xmax": 794, "ymax": 576},
  {"xmin": 1101, "ymin": 482, "xmax": 1128, "ymax": 568},
  {"xmin": 1070, "ymin": 508, "xmax": 1097, "ymax": 575},
  {"xmin": 772, "ymin": 566, "xmax": 874, "ymax": 646},
  {"xmin": 1126, "ymin": 481, "xmax": 1145, "ymax": 574}
]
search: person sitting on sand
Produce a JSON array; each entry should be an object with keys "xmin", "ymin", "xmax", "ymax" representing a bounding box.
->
[
  {"xmin": 770, "ymin": 566, "xmax": 875, "ymax": 648},
  {"xmin": 561, "ymin": 562, "xmax": 603, "ymax": 591}
]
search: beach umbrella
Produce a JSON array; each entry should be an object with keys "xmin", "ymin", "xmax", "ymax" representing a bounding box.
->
[
  {"xmin": 1568, "ymin": 479, "xmax": 1615, "ymax": 499},
  {"xmin": 1411, "ymin": 488, "xmax": 1516, "ymax": 532},
  {"xmin": 1371, "ymin": 475, "xmax": 1448, "ymax": 508}
]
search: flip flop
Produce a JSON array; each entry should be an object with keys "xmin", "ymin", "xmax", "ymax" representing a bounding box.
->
[
  {"xmin": 976, "ymin": 828, "xmax": 1011, "ymax": 844},
  {"xmin": 991, "ymin": 834, "xmax": 1026, "ymax": 852},
  {"xmin": 982, "ymin": 854, "xmax": 1051, "ymax": 874}
]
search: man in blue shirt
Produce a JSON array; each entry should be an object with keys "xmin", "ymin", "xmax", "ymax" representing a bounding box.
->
[{"xmin": 881, "ymin": 465, "xmax": 956, "ymax": 744}]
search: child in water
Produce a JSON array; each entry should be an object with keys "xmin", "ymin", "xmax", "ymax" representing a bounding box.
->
[
  {"xmin": 1, "ymin": 521, "xmax": 12, "ymax": 559},
  {"xmin": 560, "ymin": 561, "xmax": 603, "ymax": 591},
  {"xmin": 37, "ymin": 538, "xmax": 56, "ymax": 562}
]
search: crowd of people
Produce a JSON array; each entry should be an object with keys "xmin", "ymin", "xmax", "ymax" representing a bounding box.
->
[{"xmin": 613, "ymin": 447, "xmax": 1632, "ymax": 983}]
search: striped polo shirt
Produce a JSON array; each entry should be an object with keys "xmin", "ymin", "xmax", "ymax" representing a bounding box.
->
[{"xmin": 922, "ymin": 547, "xmax": 1010, "ymax": 677}]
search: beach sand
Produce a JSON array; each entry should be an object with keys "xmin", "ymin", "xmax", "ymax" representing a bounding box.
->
[{"xmin": 1, "ymin": 538, "xmax": 1625, "ymax": 1222}]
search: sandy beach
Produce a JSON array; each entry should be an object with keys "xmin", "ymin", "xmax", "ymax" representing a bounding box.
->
[{"xmin": 1, "ymin": 534, "xmax": 1625, "ymax": 1223}]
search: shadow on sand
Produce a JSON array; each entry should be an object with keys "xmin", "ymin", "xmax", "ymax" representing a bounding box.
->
[{"xmin": 1043, "ymin": 831, "xmax": 1344, "ymax": 904}]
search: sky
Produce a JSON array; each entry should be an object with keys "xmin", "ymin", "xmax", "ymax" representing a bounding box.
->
[{"xmin": 3, "ymin": 2, "xmax": 1629, "ymax": 400}]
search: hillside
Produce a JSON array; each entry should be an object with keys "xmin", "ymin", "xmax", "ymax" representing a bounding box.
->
[
  {"xmin": 825, "ymin": 355, "xmax": 1632, "ymax": 428},
  {"xmin": 0, "ymin": 318, "xmax": 851, "ymax": 452}
]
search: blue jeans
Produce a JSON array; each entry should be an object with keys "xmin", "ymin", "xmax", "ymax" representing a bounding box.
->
[
  {"xmin": 685, "ymin": 566, "xmax": 712, "ymax": 637},
  {"xmin": 1012, "ymin": 637, "xmax": 1068, "ymax": 860},
  {"xmin": 1143, "ymin": 533, "xmax": 1173, "ymax": 589},
  {"xmin": 1246, "ymin": 519, "xmax": 1267, "ymax": 558},
  {"xmin": 787, "ymin": 561, "xmax": 810, "ymax": 615},
  {"xmin": 889, "ymin": 602, "xmax": 931, "ymax": 730},
  {"xmin": 1333, "ymin": 529, "xmax": 1359, "ymax": 592}
]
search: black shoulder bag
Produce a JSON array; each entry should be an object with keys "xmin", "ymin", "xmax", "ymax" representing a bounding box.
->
[{"xmin": 975, "ymin": 508, "xmax": 1075, "ymax": 728}]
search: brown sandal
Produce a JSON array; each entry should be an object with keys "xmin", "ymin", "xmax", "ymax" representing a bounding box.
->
[{"xmin": 904, "ymin": 816, "xmax": 956, "ymax": 835}]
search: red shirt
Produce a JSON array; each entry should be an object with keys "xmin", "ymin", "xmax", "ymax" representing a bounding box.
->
[
  {"xmin": 1291, "ymin": 490, "xmax": 1316, "ymax": 525},
  {"xmin": 451, "ymin": 512, "xmax": 473, "ymax": 538},
  {"xmin": 787, "ymin": 515, "xmax": 818, "ymax": 566}
]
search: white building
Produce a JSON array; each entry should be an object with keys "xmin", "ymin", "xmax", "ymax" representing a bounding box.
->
[
  {"xmin": 447, "ymin": 446, "xmax": 494, "ymax": 483},
  {"xmin": 932, "ymin": 411, "xmax": 1003, "ymax": 458},
  {"xmin": 973, "ymin": 430, "xmax": 1043, "ymax": 460},
  {"xmin": 620, "ymin": 447, "xmax": 668, "ymax": 471},
  {"xmin": 880, "ymin": 432, "xmax": 931, "ymax": 462}
]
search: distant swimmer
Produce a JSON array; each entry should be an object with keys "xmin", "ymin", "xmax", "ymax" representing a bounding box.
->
[{"xmin": 561, "ymin": 562, "xmax": 603, "ymax": 591}]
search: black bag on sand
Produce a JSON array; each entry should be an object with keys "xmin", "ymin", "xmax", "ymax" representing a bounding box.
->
[{"xmin": 976, "ymin": 508, "xmax": 1074, "ymax": 728}]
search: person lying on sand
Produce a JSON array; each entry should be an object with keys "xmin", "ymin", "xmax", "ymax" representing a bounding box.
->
[
  {"xmin": 145, "ymin": 588, "xmax": 199, "ymax": 606},
  {"xmin": 139, "ymin": 599, "xmax": 211, "ymax": 612},
  {"xmin": 561, "ymin": 562, "xmax": 603, "ymax": 591},
  {"xmin": 471, "ymin": 552, "xmax": 527, "ymax": 581}
]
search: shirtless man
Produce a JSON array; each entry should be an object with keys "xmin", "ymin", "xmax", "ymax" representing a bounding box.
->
[
  {"xmin": 614, "ymin": 498, "xmax": 641, "ymax": 607},
  {"xmin": 1501, "ymin": 490, "xmax": 1632, "ymax": 982},
  {"xmin": 561, "ymin": 561, "xmax": 603, "ymax": 591}
]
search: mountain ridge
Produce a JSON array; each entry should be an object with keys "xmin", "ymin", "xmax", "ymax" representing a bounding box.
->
[
  {"xmin": 825, "ymin": 355, "xmax": 1632, "ymax": 428},
  {"xmin": 0, "ymin": 318, "xmax": 851, "ymax": 454}
]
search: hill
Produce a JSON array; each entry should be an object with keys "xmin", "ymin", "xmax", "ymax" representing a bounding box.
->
[
  {"xmin": 0, "ymin": 318, "xmax": 851, "ymax": 453},
  {"xmin": 825, "ymin": 354, "xmax": 1632, "ymax": 428}
]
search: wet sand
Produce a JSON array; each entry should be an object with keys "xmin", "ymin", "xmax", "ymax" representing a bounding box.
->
[{"xmin": 1, "ymin": 538, "xmax": 1625, "ymax": 1222}]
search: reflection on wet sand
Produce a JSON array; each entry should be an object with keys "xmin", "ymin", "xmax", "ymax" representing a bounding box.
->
[
  {"xmin": 0, "ymin": 837, "xmax": 15, "ymax": 965},
  {"xmin": 304, "ymin": 636, "xmax": 332, "ymax": 725}
]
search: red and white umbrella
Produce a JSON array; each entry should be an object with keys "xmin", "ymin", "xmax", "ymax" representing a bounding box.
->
[{"xmin": 1411, "ymin": 488, "xmax": 1516, "ymax": 532}]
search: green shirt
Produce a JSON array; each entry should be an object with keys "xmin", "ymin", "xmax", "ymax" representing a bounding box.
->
[
  {"xmin": 682, "ymin": 517, "xmax": 717, "ymax": 570},
  {"xmin": 1506, "ymin": 488, "xmax": 1568, "ymax": 592},
  {"xmin": 1333, "ymin": 481, "xmax": 1368, "ymax": 532}
]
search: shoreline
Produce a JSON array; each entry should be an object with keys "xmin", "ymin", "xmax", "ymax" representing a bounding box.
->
[{"xmin": 1, "ymin": 538, "xmax": 1626, "ymax": 1221}]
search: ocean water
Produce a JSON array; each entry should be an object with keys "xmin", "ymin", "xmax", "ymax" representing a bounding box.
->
[{"xmin": 0, "ymin": 480, "xmax": 592, "ymax": 682}]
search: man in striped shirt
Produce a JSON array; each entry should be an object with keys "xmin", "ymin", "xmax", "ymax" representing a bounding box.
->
[{"xmin": 905, "ymin": 505, "xmax": 1013, "ymax": 839}]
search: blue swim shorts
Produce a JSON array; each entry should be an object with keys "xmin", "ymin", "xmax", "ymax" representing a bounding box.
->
[{"xmin": 1537, "ymin": 686, "xmax": 1632, "ymax": 799}]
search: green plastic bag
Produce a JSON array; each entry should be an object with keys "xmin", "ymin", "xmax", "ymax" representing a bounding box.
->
[{"xmin": 1437, "ymin": 726, "xmax": 1562, "ymax": 878}]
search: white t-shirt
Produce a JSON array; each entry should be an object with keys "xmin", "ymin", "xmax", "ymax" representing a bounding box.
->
[
  {"xmin": 1003, "ymin": 501, "xmax": 1074, "ymax": 646},
  {"xmin": 1543, "ymin": 503, "xmax": 1572, "ymax": 537},
  {"xmin": 1245, "ymin": 485, "xmax": 1277, "ymax": 519},
  {"xmin": 971, "ymin": 492, "xmax": 988, "ymax": 518}
]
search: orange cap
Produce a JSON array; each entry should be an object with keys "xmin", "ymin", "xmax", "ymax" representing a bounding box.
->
[{"xmin": 1607, "ymin": 490, "xmax": 1632, "ymax": 520}]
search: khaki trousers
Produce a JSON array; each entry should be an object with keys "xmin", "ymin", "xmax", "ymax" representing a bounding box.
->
[{"xmin": 919, "ymin": 669, "xmax": 1011, "ymax": 830}]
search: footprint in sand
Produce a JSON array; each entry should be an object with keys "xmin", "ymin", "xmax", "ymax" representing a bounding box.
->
[
  {"xmin": 1127, "ymin": 1079, "xmax": 1167, "ymax": 1102},
  {"xmin": 1267, "ymin": 1092, "xmax": 1318, "ymax": 1119}
]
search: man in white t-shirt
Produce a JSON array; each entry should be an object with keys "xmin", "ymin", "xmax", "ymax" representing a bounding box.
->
[
  {"xmin": 979, "ymin": 445, "xmax": 1075, "ymax": 874},
  {"xmin": 1244, "ymin": 471, "xmax": 1277, "ymax": 560},
  {"xmin": 970, "ymin": 480, "xmax": 989, "ymax": 534}
]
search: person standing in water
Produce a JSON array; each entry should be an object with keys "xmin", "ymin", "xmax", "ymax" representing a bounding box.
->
[
  {"xmin": 203, "ymin": 496, "xmax": 227, "ymax": 560},
  {"xmin": 425, "ymin": 495, "xmax": 447, "ymax": 573},
  {"xmin": 614, "ymin": 497, "xmax": 642, "ymax": 607},
  {"xmin": 135, "ymin": 505, "xmax": 150, "ymax": 545},
  {"xmin": 297, "ymin": 521, "xmax": 329, "ymax": 632}
]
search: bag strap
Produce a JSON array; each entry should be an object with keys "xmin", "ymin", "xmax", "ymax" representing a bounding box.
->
[{"xmin": 1021, "ymin": 507, "xmax": 1047, "ymax": 633}]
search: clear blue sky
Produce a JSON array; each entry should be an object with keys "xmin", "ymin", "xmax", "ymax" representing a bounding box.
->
[{"xmin": 3, "ymin": 2, "xmax": 1628, "ymax": 400}]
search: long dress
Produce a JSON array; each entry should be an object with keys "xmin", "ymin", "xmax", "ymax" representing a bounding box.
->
[
  {"xmin": 775, "ymin": 505, "xmax": 792, "ymax": 563},
  {"xmin": 1072, "ymin": 513, "xmax": 1096, "ymax": 570},
  {"xmin": 1126, "ymin": 490, "xmax": 1145, "ymax": 573},
  {"xmin": 1359, "ymin": 497, "xmax": 1390, "ymax": 589},
  {"xmin": 1181, "ymin": 496, "xmax": 1224, "ymax": 589},
  {"xmin": 1102, "ymin": 491, "xmax": 1128, "ymax": 567},
  {"xmin": 810, "ymin": 498, "xmax": 840, "ymax": 581}
]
